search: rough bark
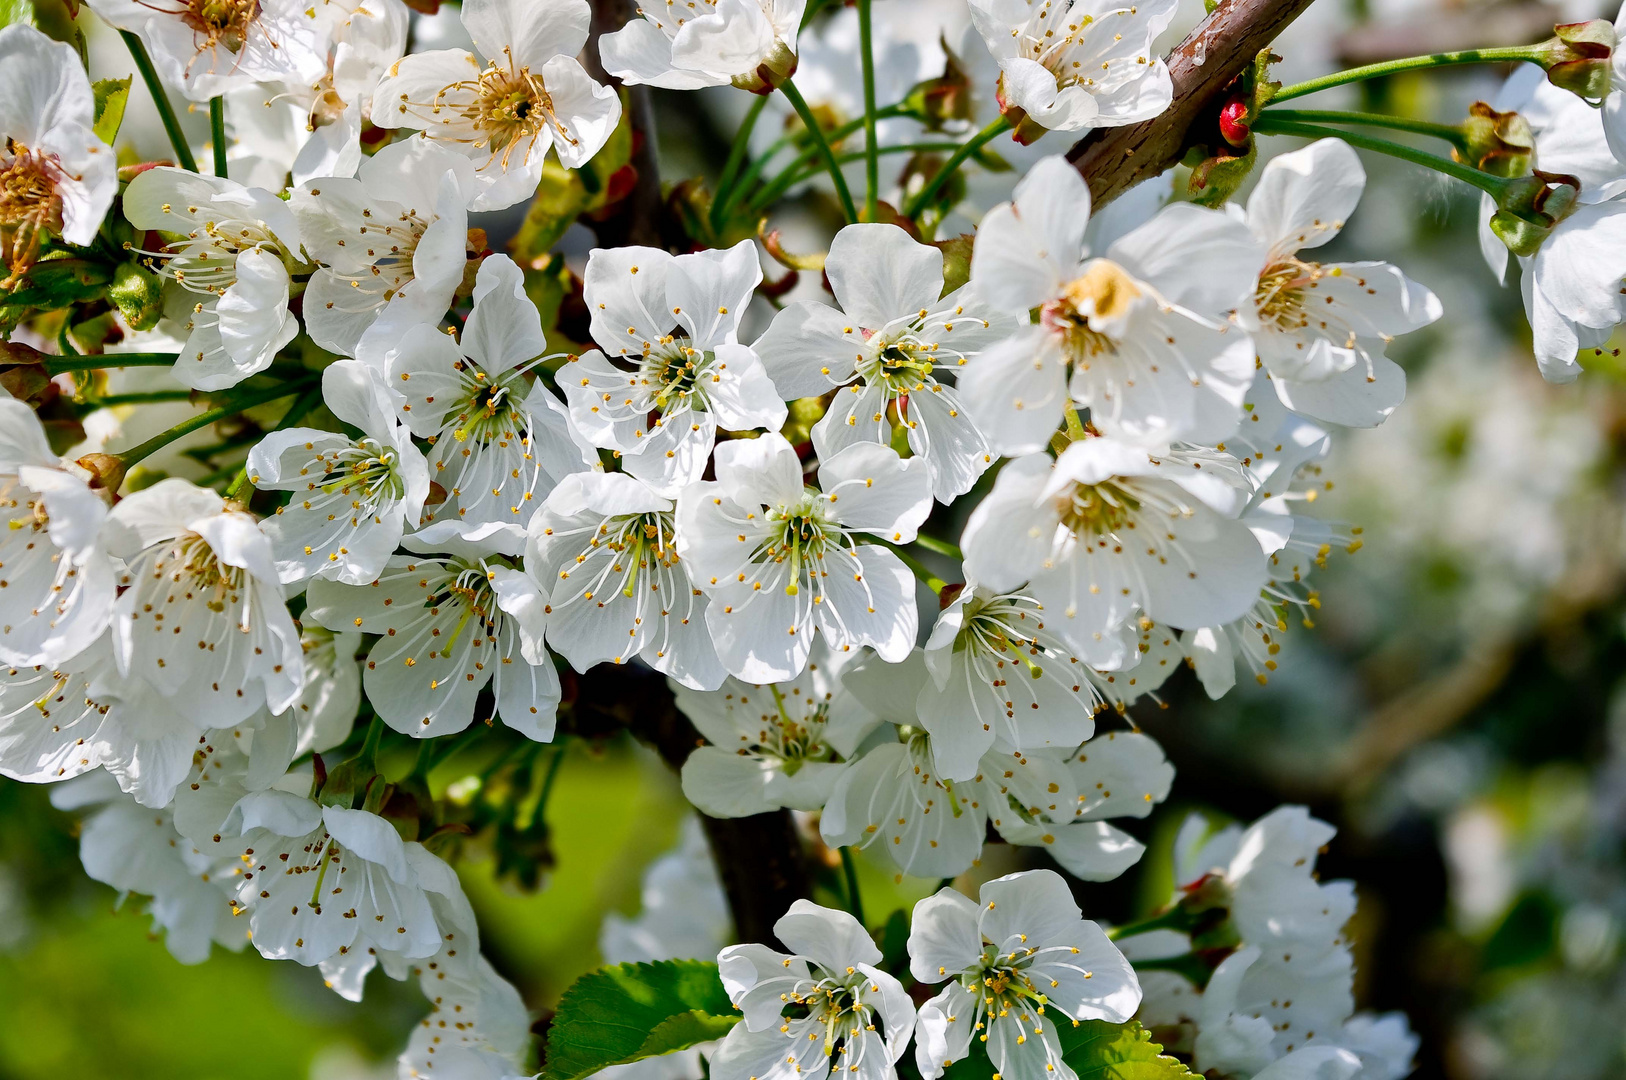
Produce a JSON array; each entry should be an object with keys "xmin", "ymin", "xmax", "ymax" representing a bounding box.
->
[{"xmin": 1067, "ymin": 0, "xmax": 1321, "ymax": 206}]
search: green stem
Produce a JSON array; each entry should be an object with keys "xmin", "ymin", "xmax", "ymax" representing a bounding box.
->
[
  {"xmin": 43, "ymin": 352, "xmax": 180, "ymax": 375},
  {"xmin": 779, "ymin": 79, "xmax": 858, "ymax": 223},
  {"xmin": 857, "ymin": 0, "xmax": 879, "ymax": 221},
  {"xmin": 1272, "ymin": 46, "xmax": 1547, "ymax": 103},
  {"xmin": 1107, "ymin": 906, "xmax": 1196, "ymax": 940},
  {"xmin": 911, "ymin": 533, "xmax": 963, "ymax": 561},
  {"xmin": 119, "ymin": 30, "xmax": 198, "ymax": 173},
  {"xmin": 711, "ymin": 94, "xmax": 770, "ymax": 233},
  {"xmin": 116, "ymin": 379, "xmax": 315, "ymax": 471},
  {"xmin": 356, "ymin": 714, "xmax": 386, "ymax": 769},
  {"xmin": 904, "ymin": 116, "xmax": 1011, "ymax": 218},
  {"xmin": 56, "ymin": 325, "xmax": 79, "ymax": 357},
  {"xmin": 751, "ymin": 143, "xmax": 971, "ymax": 210},
  {"xmin": 1251, "ymin": 115, "xmax": 1511, "ymax": 197},
  {"xmin": 1129, "ymin": 953, "xmax": 1215, "ymax": 988},
  {"xmin": 1063, "ymin": 404, "xmax": 1088, "ymax": 443},
  {"xmin": 732, "ymin": 105, "xmax": 910, "ymax": 218},
  {"xmin": 880, "ymin": 539, "xmax": 948, "ymax": 594},
  {"xmin": 1259, "ymin": 107, "xmax": 1470, "ymax": 153},
  {"xmin": 224, "ymin": 382, "xmax": 325, "ymax": 499},
  {"xmin": 80, "ymin": 390, "xmax": 196, "ymax": 407},
  {"xmin": 536, "ymin": 745, "xmax": 566, "ymax": 823},
  {"xmin": 840, "ymin": 846, "xmax": 866, "ymax": 927},
  {"xmin": 209, "ymin": 96, "xmax": 228, "ymax": 177}
]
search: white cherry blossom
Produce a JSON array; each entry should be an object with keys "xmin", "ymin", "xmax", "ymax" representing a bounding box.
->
[
  {"xmin": 672, "ymin": 640, "xmax": 877, "ymax": 817},
  {"xmin": 384, "ymin": 254, "xmax": 591, "ymax": 555},
  {"xmin": 0, "ymin": 25, "xmax": 117, "ymax": 285},
  {"xmin": 968, "ymin": 0, "xmax": 1176, "ymax": 137},
  {"xmin": 291, "ymin": 138, "xmax": 477, "ymax": 359},
  {"xmin": 600, "ymin": 0, "xmax": 806, "ymax": 93},
  {"xmin": 248, "ymin": 359, "xmax": 430, "ymax": 586},
  {"xmin": 755, "ymin": 224, "xmax": 1009, "ymax": 502},
  {"xmin": 100, "ymin": 478, "xmax": 304, "ymax": 731},
  {"xmin": 1238, "ymin": 139, "xmax": 1441, "ymax": 428},
  {"xmin": 965, "ymin": 156, "xmax": 1263, "ymax": 453},
  {"xmin": 908, "ymin": 870, "xmax": 1141, "ymax": 1080},
  {"xmin": 713, "ymin": 900, "xmax": 915, "ymax": 1080},
  {"xmin": 0, "ymin": 398, "xmax": 115, "ymax": 669},
  {"xmin": 372, "ymin": 0, "xmax": 621, "ymax": 211},
  {"xmin": 85, "ymin": 0, "xmax": 329, "ymax": 101},
  {"xmin": 222, "ymin": 789, "xmax": 473, "ymax": 972},
  {"xmin": 961, "ymin": 437, "xmax": 1269, "ymax": 652},
  {"xmin": 305, "ymin": 550, "xmax": 559, "ymax": 740},
  {"xmin": 675, "ymin": 432, "xmax": 932, "ymax": 682},
  {"xmin": 123, "ymin": 168, "xmax": 303, "ymax": 390},
  {"xmin": 525, "ymin": 471, "xmax": 726, "ymax": 690},
  {"xmin": 398, "ymin": 953, "xmax": 532, "ymax": 1077},
  {"xmin": 564, "ymin": 240, "xmax": 785, "ymax": 495}
]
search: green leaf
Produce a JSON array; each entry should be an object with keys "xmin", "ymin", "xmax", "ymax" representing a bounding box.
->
[
  {"xmin": 941, "ymin": 1020, "xmax": 1196, "ymax": 1080},
  {"xmin": 541, "ymin": 960, "xmax": 740, "ymax": 1080},
  {"xmin": 92, "ymin": 78, "xmax": 132, "ymax": 146}
]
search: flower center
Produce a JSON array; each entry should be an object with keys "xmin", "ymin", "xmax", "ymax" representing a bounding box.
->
[
  {"xmin": 319, "ymin": 438, "xmax": 405, "ymax": 514},
  {"xmin": 162, "ymin": 531, "xmax": 247, "ymax": 611},
  {"xmin": 1044, "ymin": 262, "xmax": 1142, "ymax": 362},
  {"xmin": 1058, "ymin": 479, "xmax": 1138, "ymax": 536},
  {"xmin": 857, "ymin": 334, "xmax": 937, "ymax": 395},
  {"xmin": 1254, "ymin": 257, "xmax": 1316, "ymax": 334},
  {"xmin": 755, "ymin": 683, "xmax": 831, "ymax": 770},
  {"xmin": 1012, "ymin": 0, "xmax": 1100, "ymax": 87},
  {"xmin": 149, "ymin": 0, "xmax": 260, "ymax": 52},
  {"xmin": 449, "ymin": 369, "xmax": 528, "ymax": 445},
  {"xmin": 0, "ymin": 145, "xmax": 65, "ymax": 287},
  {"xmin": 757, "ymin": 494, "xmax": 838, "ymax": 596},
  {"xmin": 601, "ymin": 510, "xmax": 681, "ymax": 599},
  {"xmin": 640, "ymin": 341, "xmax": 705, "ymax": 412}
]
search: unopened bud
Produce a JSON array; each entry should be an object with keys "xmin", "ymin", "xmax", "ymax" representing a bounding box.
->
[
  {"xmin": 1218, "ymin": 97, "xmax": 1251, "ymax": 147},
  {"xmin": 1489, "ymin": 169, "xmax": 1582, "ymax": 256},
  {"xmin": 1460, "ymin": 102, "xmax": 1534, "ymax": 178},
  {"xmin": 1533, "ymin": 19, "xmax": 1616, "ymax": 102},
  {"xmin": 904, "ymin": 39, "xmax": 973, "ymax": 130},
  {"xmin": 109, "ymin": 259, "xmax": 164, "ymax": 331},
  {"xmin": 74, "ymin": 453, "xmax": 126, "ymax": 494},
  {"xmin": 730, "ymin": 40, "xmax": 798, "ymax": 95}
]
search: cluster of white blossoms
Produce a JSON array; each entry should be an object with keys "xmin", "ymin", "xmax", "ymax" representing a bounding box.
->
[{"xmin": 11, "ymin": 0, "xmax": 1618, "ymax": 1070}]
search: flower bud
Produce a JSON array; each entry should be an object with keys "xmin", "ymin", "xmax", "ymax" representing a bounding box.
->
[
  {"xmin": 1534, "ymin": 19, "xmax": 1615, "ymax": 102},
  {"xmin": 730, "ymin": 40, "xmax": 797, "ymax": 95},
  {"xmin": 1459, "ymin": 102, "xmax": 1535, "ymax": 178},
  {"xmin": 903, "ymin": 40, "xmax": 973, "ymax": 130},
  {"xmin": 1218, "ymin": 96, "xmax": 1251, "ymax": 148},
  {"xmin": 108, "ymin": 259, "xmax": 164, "ymax": 331},
  {"xmin": 1489, "ymin": 169, "xmax": 1582, "ymax": 256}
]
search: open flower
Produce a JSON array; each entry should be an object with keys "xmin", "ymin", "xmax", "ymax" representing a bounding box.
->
[
  {"xmin": 826, "ymin": 654, "xmax": 1174, "ymax": 882},
  {"xmin": 564, "ymin": 240, "xmax": 785, "ymax": 495},
  {"xmin": 292, "ymin": 138, "xmax": 477, "ymax": 359},
  {"xmin": 968, "ymin": 0, "xmax": 1176, "ymax": 138},
  {"xmin": 964, "ymin": 157, "xmax": 1263, "ymax": 453},
  {"xmin": 600, "ymin": 0, "xmax": 806, "ymax": 93},
  {"xmin": 0, "ymin": 24, "xmax": 117, "ymax": 286},
  {"xmin": 713, "ymin": 900, "xmax": 915, "ymax": 1080},
  {"xmin": 123, "ymin": 168, "xmax": 303, "ymax": 391},
  {"xmin": 0, "ymin": 398, "xmax": 116, "ymax": 669},
  {"xmin": 384, "ymin": 254, "xmax": 591, "ymax": 555},
  {"xmin": 371, "ymin": 0, "xmax": 621, "ymax": 211},
  {"xmin": 908, "ymin": 870, "xmax": 1141, "ymax": 1080},
  {"xmin": 961, "ymin": 437, "xmax": 1268, "ymax": 651},
  {"xmin": 524, "ymin": 471, "xmax": 726, "ymax": 690},
  {"xmin": 247, "ymin": 359, "xmax": 430, "ymax": 585},
  {"xmin": 671, "ymin": 640, "xmax": 877, "ymax": 817},
  {"xmin": 305, "ymin": 550, "xmax": 558, "ymax": 739},
  {"xmin": 1238, "ymin": 139, "xmax": 1440, "ymax": 427},
  {"xmin": 675, "ymin": 432, "xmax": 933, "ymax": 682},
  {"xmin": 223, "ymin": 789, "xmax": 471, "ymax": 970},
  {"xmin": 755, "ymin": 224, "xmax": 1010, "ymax": 502},
  {"xmin": 100, "ymin": 479, "xmax": 304, "ymax": 731},
  {"xmin": 86, "ymin": 0, "xmax": 328, "ymax": 101}
]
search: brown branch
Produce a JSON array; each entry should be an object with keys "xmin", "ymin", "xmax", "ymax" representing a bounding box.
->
[
  {"xmin": 1067, "ymin": 0, "xmax": 1319, "ymax": 206},
  {"xmin": 586, "ymin": 0, "xmax": 669, "ymax": 249},
  {"xmin": 570, "ymin": 663, "xmax": 814, "ymax": 945}
]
